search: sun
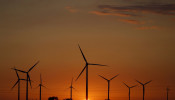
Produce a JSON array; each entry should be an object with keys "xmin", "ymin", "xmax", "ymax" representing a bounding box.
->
[{"xmin": 84, "ymin": 99, "xmax": 90, "ymax": 100}]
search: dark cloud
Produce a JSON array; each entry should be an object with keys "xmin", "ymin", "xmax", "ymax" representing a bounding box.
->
[
  {"xmin": 98, "ymin": 3, "xmax": 175, "ymax": 16},
  {"xmin": 89, "ymin": 11, "xmax": 134, "ymax": 17},
  {"xmin": 89, "ymin": 2, "xmax": 174, "ymax": 30}
]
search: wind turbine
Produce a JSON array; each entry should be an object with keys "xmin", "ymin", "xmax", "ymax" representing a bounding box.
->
[
  {"xmin": 12, "ymin": 61, "xmax": 39, "ymax": 100},
  {"xmin": 166, "ymin": 87, "xmax": 170, "ymax": 100},
  {"xmin": 99, "ymin": 74, "xmax": 119, "ymax": 100},
  {"xmin": 123, "ymin": 82, "xmax": 137, "ymax": 100},
  {"xmin": 11, "ymin": 69, "xmax": 27, "ymax": 100},
  {"xmin": 69, "ymin": 78, "xmax": 75, "ymax": 100},
  {"xmin": 136, "ymin": 80, "xmax": 152, "ymax": 100},
  {"xmin": 76, "ymin": 45, "xmax": 107, "ymax": 100},
  {"xmin": 37, "ymin": 74, "xmax": 46, "ymax": 100}
]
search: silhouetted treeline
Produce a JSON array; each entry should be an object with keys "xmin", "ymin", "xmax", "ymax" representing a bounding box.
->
[
  {"xmin": 63, "ymin": 98, "xmax": 72, "ymax": 100},
  {"xmin": 48, "ymin": 96, "xmax": 58, "ymax": 100}
]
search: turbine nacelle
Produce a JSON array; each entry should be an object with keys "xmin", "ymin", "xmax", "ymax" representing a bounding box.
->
[
  {"xmin": 11, "ymin": 71, "xmax": 28, "ymax": 90},
  {"xmin": 76, "ymin": 45, "xmax": 107, "ymax": 81},
  {"xmin": 99, "ymin": 74, "xmax": 119, "ymax": 82},
  {"xmin": 136, "ymin": 80, "xmax": 152, "ymax": 86},
  {"xmin": 123, "ymin": 82, "xmax": 137, "ymax": 89},
  {"xmin": 37, "ymin": 74, "xmax": 47, "ymax": 89},
  {"xmin": 69, "ymin": 78, "xmax": 75, "ymax": 89},
  {"xmin": 76, "ymin": 44, "xmax": 106, "ymax": 100},
  {"xmin": 11, "ymin": 61, "xmax": 39, "ymax": 89},
  {"xmin": 167, "ymin": 87, "xmax": 170, "ymax": 91}
]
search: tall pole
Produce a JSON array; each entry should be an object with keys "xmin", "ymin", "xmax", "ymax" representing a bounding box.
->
[
  {"xmin": 26, "ymin": 75, "xmax": 28, "ymax": 100},
  {"xmin": 40, "ymin": 85, "xmax": 41, "ymax": 100},
  {"xmin": 129, "ymin": 88, "xmax": 130, "ymax": 100},
  {"xmin": 136, "ymin": 80, "xmax": 151, "ymax": 100},
  {"xmin": 108, "ymin": 81, "xmax": 110, "ymax": 100},
  {"xmin": 86, "ymin": 66, "xmax": 88, "ymax": 100},
  {"xmin": 167, "ymin": 88, "xmax": 169, "ymax": 100},
  {"xmin": 143, "ymin": 85, "xmax": 144, "ymax": 100},
  {"xmin": 70, "ymin": 87, "xmax": 72, "ymax": 99},
  {"xmin": 18, "ymin": 81, "xmax": 20, "ymax": 100}
]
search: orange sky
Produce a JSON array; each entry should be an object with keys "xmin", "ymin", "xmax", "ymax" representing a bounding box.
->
[{"xmin": 0, "ymin": 0, "xmax": 175, "ymax": 100}]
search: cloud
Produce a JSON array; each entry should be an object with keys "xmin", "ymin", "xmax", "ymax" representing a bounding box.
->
[
  {"xmin": 136, "ymin": 26, "xmax": 160, "ymax": 30},
  {"xmin": 118, "ymin": 19, "xmax": 144, "ymax": 24},
  {"xmin": 89, "ymin": 2, "xmax": 174, "ymax": 30},
  {"xmin": 65, "ymin": 6, "xmax": 78, "ymax": 13},
  {"xmin": 98, "ymin": 3, "xmax": 175, "ymax": 16},
  {"xmin": 89, "ymin": 11, "xmax": 133, "ymax": 17}
]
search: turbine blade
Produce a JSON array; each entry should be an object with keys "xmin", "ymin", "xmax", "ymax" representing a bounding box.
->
[
  {"xmin": 89, "ymin": 63, "xmax": 107, "ymax": 66},
  {"xmin": 73, "ymin": 87, "xmax": 78, "ymax": 92},
  {"xmin": 12, "ymin": 68, "xmax": 26, "ymax": 73},
  {"xmin": 71, "ymin": 77, "xmax": 73, "ymax": 86},
  {"xmin": 110, "ymin": 74, "xmax": 119, "ymax": 80},
  {"xmin": 144, "ymin": 80, "xmax": 152, "ymax": 85},
  {"xmin": 34, "ymin": 85, "xmax": 40, "ymax": 89},
  {"xmin": 76, "ymin": 65, "xmax": 87, "ymax": 81},
  {"xmin": 99, "ymin": 75, "xmax": 108, "ymax": 81},
  {"xmin": 20, "ymin": 79, "xmax": 27, "ymax": 81},
  {"xmin": 15, "ymin": 70, "xmax": 19, "ymax": 79},
  {"xmin": 11, "ymin": 80, "xmax": 19, "ymax": 89},
  {"xmin": 78, "ymin": 44, "xmax": 87, "ymax": 63},
  {"xmin": 27, "ymin": 74, "xmax": 32, "ymax": 88},
  {"xmin": 42, "ymin": 85, "xmax": 47, "ymax": 89},
  {"xmin": 66, "ymin": 87, "xmax": 70, "ymax": 90},
  {"xmin": 123, "ymin": 82, "xmax": 129, "ymax": 88},
  {"xmin": 40, "ymin": 74, "xmax": 42, "ymax": 85},
  {"xmin": 72, "ymin": 87, "xmax": 77, "ymax": 91},
  {"xmin": 28, "ymin": 61, "xmax": 39, "ymax": 72},
  {"xmin": 130, "ymin": 85, "xmax": 137, "ymax": 88},
  {"xmin": 136, "ymin": 80, "xmax": 144, "ymax": 85}
]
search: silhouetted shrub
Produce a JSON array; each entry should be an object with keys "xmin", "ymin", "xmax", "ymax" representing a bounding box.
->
[{"xmin": 48, "ymin": 96, "xmax": 58, "ymax": 100}]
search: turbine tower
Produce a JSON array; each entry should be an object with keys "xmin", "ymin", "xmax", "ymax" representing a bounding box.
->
[
  {"xmin": 123, "ymin": 82, "xmax": 137, "ymax": 100},
  {"xmin": 12, "ymin": 61, "xmax": 39, "ymax": 100},
  {"xmin": 99, "ymin": 74, "xmax": 119, "ymax": 100},
  {"xmin": 136, "ymin": 80, "xmax": 152, "ymax": 100},
  {"xmin": 76, "ymin": 45, "xmax": 106, "ymax": 100},
  {"xmin": 69, "ymin": 78, "xmax": 75, "ymax": 100},
  {"xmin": 11, "ymin": 69, "xmax": 27, "ymax": 100},
  {"xmin": 37, "ymin": 74, "xmax": 46, "ymax": 100},
  {"xmin": 167, "ymin": 87, "xmax": 170, "ymax": 100}
]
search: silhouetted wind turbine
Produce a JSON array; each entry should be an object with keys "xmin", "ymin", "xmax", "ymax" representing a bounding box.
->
[
  {"xmin": 76, "ymin": 45, "xmax": 107, "ymax": 100},
  {"xmin": 123, "ymin": 82, "xmax": 137, "ymax": 100},
  {"xmin": 136, "ymin": 80, "xmax": 152, "ymax": 100},
  {"xmin": 99, "ymin": 74, "xmax": 119, "ymax": 100},
  {"xmin": 12, "ymin": 61, "xmax": 39, "ymax": 100},
  {"xmin": 11, "ymin": 69, "xmax": 27, "ymax": 100},
  {"xmin": 166, "ymin": 87, "xmax": 170, "ymax": 100},
  {"xmin": 69, "ymin": 78, "xmax": 75, "ymax": 100},
  {"xmin": 37, "ymin": 74, "xmax": 46, "ymax": 100}
]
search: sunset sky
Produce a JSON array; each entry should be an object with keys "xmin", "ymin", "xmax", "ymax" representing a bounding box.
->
[{"xmin": 0, "ymin": 0, "xmax": 175, "ymax": 100}]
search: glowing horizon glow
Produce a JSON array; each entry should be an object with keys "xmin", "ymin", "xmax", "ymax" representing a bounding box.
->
[{"xmin": 0, "ymin": 0, "xmax": 175, "ymax": 100}]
